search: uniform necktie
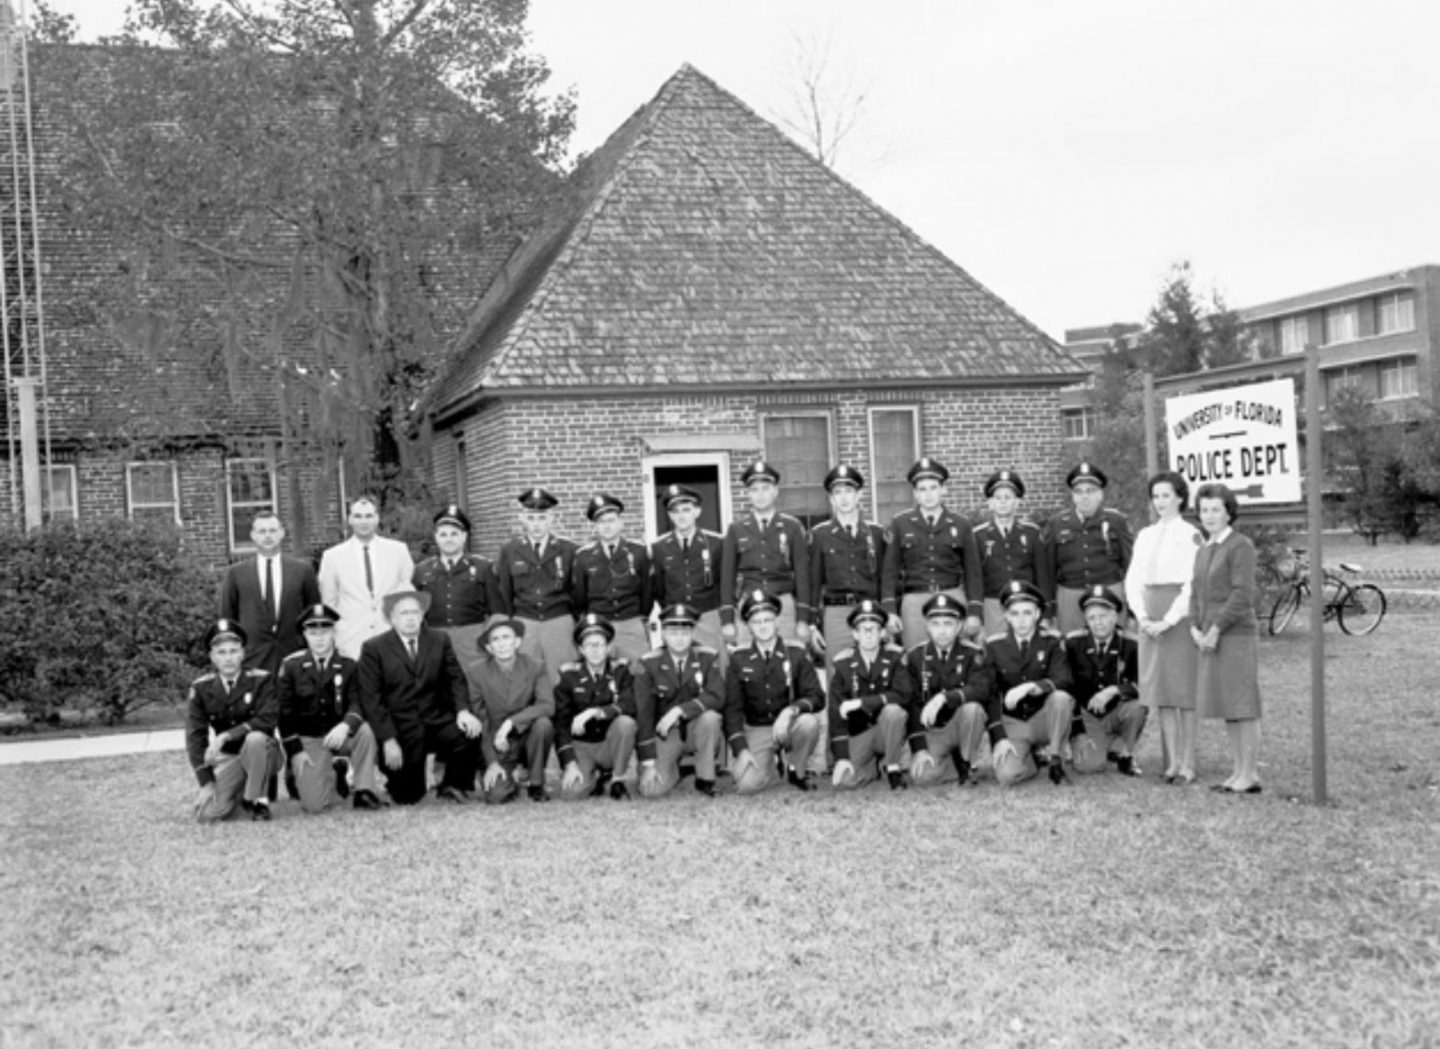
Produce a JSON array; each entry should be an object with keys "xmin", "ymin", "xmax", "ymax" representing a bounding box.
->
[
  {"xmin": 925, "ymin": 515, "xmax": 937, "ymax": 528},
  {"xmin": 363, "ymin": 545, "xmax": 374, "ymax": 596},
  {"xmin": 845, "ymin": 523, "xmax": 856, "ymax": 540},
  {"xmin": 681, "ymin": 536, "xmax": 690, "ymax": 553},
  {"xmin": 223, "ymin": 678, "xmax": 236, "ymax": 695},
  {"xmin": 407, "ymin": 639, "xmax": 417, "ymax": 662},
  {"xmin": 605, "ymin": 544, "xmax": 614, "ymax": 560},
  {"xmin": 262, "ymin": 557, "xmax": 274, "ymax": 613}
]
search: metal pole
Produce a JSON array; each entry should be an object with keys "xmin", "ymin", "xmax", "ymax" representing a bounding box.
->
[
  {"xmin": 15, "ymin": 373, "xmax": 38, "ymax": 528},
  {"xmin": 1304, "ymin": 345, "xmax": 1326, "ymax": 803}
]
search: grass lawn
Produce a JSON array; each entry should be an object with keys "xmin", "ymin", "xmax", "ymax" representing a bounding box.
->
[{"xmin": 2, "ymin": 619, "xmax": 1437, "ymax": 1049}]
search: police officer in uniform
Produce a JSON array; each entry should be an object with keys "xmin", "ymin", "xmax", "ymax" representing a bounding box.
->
[
  {"xmin": 495, "ymin": 488, "xmax": 578, "ymax": 682},
  {"xmin": 650, "ymin": 485, "xmax": 727, "ymax": 666},
  {"xmin": 1065, "ymin": 586, "xmax": 1146, "ymax": 776},
  {"xmin": 1046, "ymin": 462, "xmax": 1133, "ymax": 635},
  {"xmin": 413, "ymin": 504, "xmax": 501, "ymax": 690},
  {"xmin": 635, "ymin": 603, "xmax": 726, "ymax": 798},
  {"xmin": 724, "ymin": 589, "xmax": 825, "ymax": 793},
  {"xmin": 973, "ymin": 469, "xmax": 1054, "ymax": 637},
  {"xmin": 809, "ymin": 464, "xmax": 887, "ymax": 662},
  {"xmin": 901, "ymin": 593, "xmax": 993, "ymax": 788},
  {"xmin": 555, "ymin": 614, "xmax": 638, "ymax": 800},
  {"xmin": 186, "ymin": 619, "xmax": 282, "ymax": 822},
  {"xmin": 277, "ymin": 603, "xmax": 386, "ymax": 812},
  {"xmin": 571, "ymin": 494, "xmax": 653, "ymax": 665},
  {"xmin": 828, "ymin": 599, "xmax": 909, "ymax": 791},
  {"xmin": 720, "ymin": 460, "xmax": 812, "ymax": 648},
  {"xmin": 881, "ymin": 457, "xmax": 984, "ymax": 648},
  {"xmin": 986, "ymin": 581, "xmax": 1077, "ymax": 787}
]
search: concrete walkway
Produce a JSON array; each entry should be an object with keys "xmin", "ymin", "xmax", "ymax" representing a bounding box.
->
[{"xmin": 0, "ymin": 729, "xmax": 183, "ymax": 766}]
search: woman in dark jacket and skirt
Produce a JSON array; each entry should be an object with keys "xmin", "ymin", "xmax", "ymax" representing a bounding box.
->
[{"xmin": 1190, "ymin": 483, "xmax": 1262, "ymax": 794}]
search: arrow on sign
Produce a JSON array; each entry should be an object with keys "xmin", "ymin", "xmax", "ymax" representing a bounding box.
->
[{"xmin": 1234, "ymin": 483, "xmax": 1265, "ymax": 498}]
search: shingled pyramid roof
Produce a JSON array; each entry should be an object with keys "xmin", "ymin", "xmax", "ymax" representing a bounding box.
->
[{"xmin": 433, "ymin": 64, "xmax": 1080, "ymax": 417}]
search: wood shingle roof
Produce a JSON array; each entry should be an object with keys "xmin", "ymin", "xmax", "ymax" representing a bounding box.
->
[{"xmin": 434, "ymin": 64, "xmax": 1082, "ymax": 417}]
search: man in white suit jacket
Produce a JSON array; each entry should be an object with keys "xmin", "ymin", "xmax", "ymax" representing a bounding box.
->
[{"xmin": 319, "ymin": 496, "xmax": 415, "ymax": 659}]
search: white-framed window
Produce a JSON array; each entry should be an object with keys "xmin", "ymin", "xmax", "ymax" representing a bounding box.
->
[
  {"xmin": 1279, "ymin": 315, "xmax": 1309, "ymax": 356},
  {"xmin": 1061, "ymin": 407, "xmax": 1096, "ymax": 440},
  {"xmin": 760, "ymin": 411, "xmax": 834, "ymax": 529},
  {"xmin": 867, "ymin": 406, "xmax": 921, "ymax": 525},
  {"xmin": 126, "ymin": 461, "xmax": 180, "ymax": 525},
  {"xmin": 1324, "ymin": 365, "xmax": 1364, "ymax": 402},
  {"xmin": 42, "ymin": 464, "xmax": 77, "ymax": 522},
  {"xmin": 1323, "ymin": 304, "xmax": 1358, "ymax": 346},
  {"xmin": 1377, "ymin": 292, "xmax": 1416, "ymax": 335},
  {"xmin": 1378, "ymin": 357, "xmax": 1419, "ymax": 400},
  {"xmin": 225, "ymin": 457, "xmax": 276, "ymax": 552}
]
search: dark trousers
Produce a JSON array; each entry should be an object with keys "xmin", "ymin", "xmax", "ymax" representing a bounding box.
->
[{"xmin": 387, "ymin": 719, "xmax": 479, "ymax": 804}]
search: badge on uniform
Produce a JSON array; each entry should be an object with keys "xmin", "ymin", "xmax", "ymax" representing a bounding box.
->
[{"xmin": 243, "ymin": 692, "xmax": 253, "ymax": 707}]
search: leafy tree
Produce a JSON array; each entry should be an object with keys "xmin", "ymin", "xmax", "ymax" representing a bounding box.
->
[
  {"xmin": 1326, "ymin": 387, "xmax": 1413, "ymax": 544},
  {"xmin": 1137, "ymin": 261, "xmax": 1254, "ymax": 376},
  {"xmin": 33, "ymin": 0, "xmax": 573, "ymax": 548}
]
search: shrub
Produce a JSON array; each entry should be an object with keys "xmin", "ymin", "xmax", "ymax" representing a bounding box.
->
[{"xmin": 0, "ymin": 518, "xmax": 217, "ymax": 726}]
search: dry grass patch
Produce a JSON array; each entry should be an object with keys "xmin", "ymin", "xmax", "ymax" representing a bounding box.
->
[{"xmin": 3, "ymin": 620, "xmax": 1437, "ymax": 1049}]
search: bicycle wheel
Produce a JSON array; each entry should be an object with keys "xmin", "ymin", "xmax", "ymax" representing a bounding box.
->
[
  {"xmin": 1269, "ymin": 586, "xmax": 1302, "ymax": 634},
  {"xmin": 1338, "ymin": 584, "xmax": 1386, "ymax": 636}
]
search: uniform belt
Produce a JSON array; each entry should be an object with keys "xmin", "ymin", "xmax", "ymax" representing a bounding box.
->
[
  {"xmin": 906, "ymin": 583, "xmax": 955, "ymax": 594},
  {"xmin": 822, "ymin": 592, "xmax": 862, "ymax": 606}
]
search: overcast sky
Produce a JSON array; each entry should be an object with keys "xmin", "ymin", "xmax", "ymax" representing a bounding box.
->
[{"xmin": 40, "ymin": 0, "xmax": 1440, "ymax": 340}]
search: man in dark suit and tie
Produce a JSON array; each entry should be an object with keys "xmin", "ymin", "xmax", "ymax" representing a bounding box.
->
[
  {"xmin": 219, "ymin": 510, "xmax": 321, "ymax": 675},
  {"xmin": 357, "ymin": 589, "xmax": 481, "ymax": 805}
]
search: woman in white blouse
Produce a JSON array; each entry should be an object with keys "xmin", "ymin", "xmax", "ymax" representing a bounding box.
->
[{"xmin": 1124, "ymin": 471, "xmax": 1203, "ymax": 783}]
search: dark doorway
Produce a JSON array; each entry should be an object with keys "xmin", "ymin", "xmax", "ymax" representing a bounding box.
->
[{"xmin": 653, "ymin": 463, "xmax": 723, "ymax": 534}]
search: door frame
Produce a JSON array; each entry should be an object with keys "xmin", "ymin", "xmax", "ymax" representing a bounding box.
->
[{"xmin": 640, "ymin": 452, "xmax": 733, "ymax": 542}]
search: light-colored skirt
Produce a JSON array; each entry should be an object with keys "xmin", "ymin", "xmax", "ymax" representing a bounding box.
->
[
  {"xmin": 1196, "ymin": 629, "xmax": 1262, "ymax": 720},
  {"xmin": 1139, "ymin": 584, "xmax": 1197, "ymax": 711}
]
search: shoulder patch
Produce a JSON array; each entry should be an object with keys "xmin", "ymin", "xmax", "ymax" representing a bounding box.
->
[
  {"xmin": 882, "ymin": 643, "xmax": 905, "ymax": 655},
  {"xmin": 960, "ymin": 639, "xmax": 984, "ymax": 653},
  {"xmin": 281, "ymin": 650, "xmax": 308, "ymax": 663},
  {"xmin": 1065, "ymin": 629, "xmax": 1089, "ymax": 640},
  {"xmin": 702, "ymin": 529, "xmax": 723, "ymax": 540},
  {"xmin": 559, "ymin": 660, "xmax": 582, "ymax": 673},
  {"xmin": 985, "ymin": 632, "xmax": 1010, "ymax": 645},
  {"xmin": 693, "ymin": 645, "xmax": 718, "ymax": 656},
  {"xmin": 578, "ymin": 540, "xmax": 600, "ymax": 552},
  {"xmin": 194, "ymin": 672, "xmax": 217, "ymax": 683},
  {"xmin": 833, "ymin": 646, "xmax": 855, "ymax": 662}
]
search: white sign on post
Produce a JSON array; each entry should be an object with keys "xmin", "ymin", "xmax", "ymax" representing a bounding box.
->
[{"xmin": 1165, "ymin": 377, "xmax": 1301, "ymax": 504}]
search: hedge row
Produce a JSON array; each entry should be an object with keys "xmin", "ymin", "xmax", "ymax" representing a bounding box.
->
[{"xmin": 0, "ymin": 519, "xmax": 217, "ymax": 726}]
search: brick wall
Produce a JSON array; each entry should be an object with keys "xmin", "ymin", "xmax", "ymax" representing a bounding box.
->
[{"xmin": 437, "ymin": 385, "xmax": 1075, "ymax": 559}]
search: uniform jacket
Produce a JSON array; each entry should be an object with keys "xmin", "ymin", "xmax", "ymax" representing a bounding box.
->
[
  {"xmin": 1189, "ymin": 530, "xmax": 1259, "ymax": 636},
  {"xmin": 880, "ymin": 508, "xmax": 984, "ymax": 617},
  {"xmin": 1063, "ymin": 630, "xmax": 1139, "ymax": 716},
  {"xmin": 633, "ymin": 643, "xmax": 723, "ymax": 763},
  {"xmin": 218, "ymin": 554, "xmax": 321, "ymax": 674},
  {"xmin": 650, "ymin": 529, "xmax": 724, "ymax": 615},
  {"xmin": 571, "ymin": 538, "xmax": 653, "ymax": 621},
  {"xmin": 185, "ymin": 667, "xmax": 277, "ymax": 786},
  {"xmin": 1046, "ymin": 507, "xmax": 1133, "ymax": 595},
  {"xmin": 974, "ymin": 517, "xmax": 1053, "ymax": 602},
  {"xmin": 897, "ymin": 639, "xmax": 992, "ymax": 751},
  {"xmin": 720, "ymin": 512, "xmax": 812, "ymax": 626},
  {"xmin": 318, "ymin": 535, "xmax": 415, "ymax": 656},
  {"xmin": 809, "ymin": 518, "xmax": 886, "ymax": 607},
  {"xmin": 356, "ymin": 627, "xmax": 468, "ymax": 743},
  {"xmin": 554, "ymin": 658, "xmax": 637, "ymax": 766},
  {"xmin": 984, "ymin": 630, "xmax": 1073, "ymax": 740},
  {"xmin": 496, "ymin": 535, "xmax": 577, "ymax": 621},
  {"xmin": 467, "ymin": 651, "xmax": 555, "ymax": 766},
  {"xmin": 827, "ymin": 643, "xmax": 906, "ymax": 761},
  {"xmin": 277, "ymin": 648, "xmax": 362, "ymax": 756},
  {"xmin": 413, "ymin": 554, "xmax": 501, "ymax": 628},
  {"xmin": 724, "ymin": 640, "xmax": 824, "ymax": 755}
]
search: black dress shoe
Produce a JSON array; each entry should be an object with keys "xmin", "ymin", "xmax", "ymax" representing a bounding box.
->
[
  {"xmin": 1049, "ymin": 762, "xmax": 1071, "ymax": 786},
  {"xmin": 591, "ymin": 772, "xmax": 611, "ymax": 798},
  {"xmin": 694, "ymin": 777, "xmax": 717, "ymax": 797},
  {"xmin": 954, "ymin": 756, "xmax": 972, "ymax": 787},
  {"xmin": 887, "ymin": 769, "xmax": 909, "ymax": 791},
  {"xmin": 528, "ymin": 785, "xmax": 550, "ymax": 803},
  {"xmin": 249, "ymin": 800, "xmax": 272, "ymax": 821},
  {"xmin": 352, "ymin": 789, "xmax": 388, "ymax": 810},
  {"xmin": 333, "ymin": 758, "xmax": 351, "ymax": 799},
  {"xmin": 1116, "ymin": 756, "xmax": 1141, "ymax": 777},
  {"xmin": 787, "ymin": 769, "xmax": 817, "ymax": 792},
  {"xmin": 435, "ymin": 786, "xmax": 470, "ymax": 804},
  {"xmin": 609, "ymin": 781, "xmax": 631, "ymax": 801}
]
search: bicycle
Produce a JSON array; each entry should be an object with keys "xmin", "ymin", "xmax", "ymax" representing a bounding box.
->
[{"xmin": 1267, "ymin": 550, "xmax": 1387, "ymax": 636}]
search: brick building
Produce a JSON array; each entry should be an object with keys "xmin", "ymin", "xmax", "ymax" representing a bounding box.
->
[
  {"xmin": 427, "ymin": 65, "xmax": 1086, "ymax": 552},
  {"xmin": 0, "ymin": 42, "xmax": 520, "ymax": 566}
]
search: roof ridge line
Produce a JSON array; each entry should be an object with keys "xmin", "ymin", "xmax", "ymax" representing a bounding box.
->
[{"xmin": 474, "ymin": 68, "xmax": 694, "ymax": 387}]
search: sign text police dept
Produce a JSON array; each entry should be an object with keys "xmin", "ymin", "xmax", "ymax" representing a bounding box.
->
[{"xmin": 1165, "ymin": 378, "xmax": 1300, "ymax": 504}]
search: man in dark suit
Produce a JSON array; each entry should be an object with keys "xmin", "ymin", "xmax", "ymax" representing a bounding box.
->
[
  {"xmin": 219, "ymin": 510, "xmax": 321, "ymax": 675},
  {"xmin": 357, "ymin": 589, "xmax": 481, "ymax": 805}
]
